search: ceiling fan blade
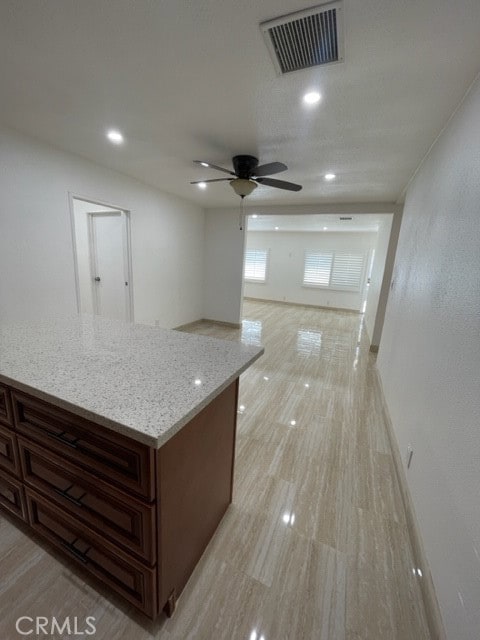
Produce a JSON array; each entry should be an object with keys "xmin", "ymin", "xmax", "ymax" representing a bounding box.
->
[
  {"xmin": 256, "ymin": 177, "xmax": 302, "ymax": 192},
  {"xmin": 190, "ymin": 178, "xmax": 233, "ymax": 184},
  {"xmin": 193, "ymin": 160, "xmax": 235, "ymax": 176},
  {"xmin": 253, "ymin": 162, "xmax": 288, "ymax": 177}
]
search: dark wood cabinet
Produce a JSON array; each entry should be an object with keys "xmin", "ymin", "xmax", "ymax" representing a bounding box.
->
[
  {"xmin": 18, "ymin": 437, "xmax": 156, "ymax": 564},
  {"xmin": 26, "ymin": 488, "xmax": 157, "ymax": 617},
  {"xmin": 12, "ymin": 391, "xmax": 155, "ymax": 500},
  {"xmin": 0, "ymin": 385, "xmax": 13, "ymax": 429},
  {"xmin": 0, "ymin": 379, "xmax": 239, "ymax": 619},
  {"xmin": 0, "ymin": 424, "xmax": 20, "ymax": 477},
  {"xmin": 0, "ymin": 467, "xmax": 26, "ymax": 520}
]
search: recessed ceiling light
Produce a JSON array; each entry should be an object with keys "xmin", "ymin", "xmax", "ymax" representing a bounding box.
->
[
  {"xmin": 251, "ymin": 214, "xmax": 258, "ymax": 219},
  {"xmin": 303, "ymin": 91, "xmax": 321, "ymax": 105},
  {"xmin": 275, "ymin": 226, "xmax": 279, "ymax": 230},
  {"xmin": 323, "ymin": 226, "xmax": 328, "ymax": 230},
  {"xmin": 325, "ymin": 173, "xmax": 336, "ymax": 181},
  {"xmin": 200, "ymin": 162, "xmax": 209, "ymax": 167},
  {"xmin": 106, "ymin": 129, "xmax": 124, "ymax": 144},
  {"xmin": 198, "ymin": 182, "xmax": 207, "ymax": 189}
]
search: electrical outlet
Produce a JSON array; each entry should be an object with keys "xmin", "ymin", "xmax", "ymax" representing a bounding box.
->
[{"xmin": 406, "ymin": 445, "xmax": 413, "ymax": 469}]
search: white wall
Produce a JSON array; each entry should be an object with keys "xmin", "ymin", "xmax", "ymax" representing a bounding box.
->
[
  {"xmin": 363, "ymin": 214, "xmax": 393, "ymax": 345},
  {"xmin": 244, "ymin": 230, "xmax": 376, "ymax": 311},
  {"xmin": 0, "ymin": 127, "xmax": 205, "ymax": 328},
  {"xmin": 378, "ymin": 76, "xmax": 480, "ymax": 640}
]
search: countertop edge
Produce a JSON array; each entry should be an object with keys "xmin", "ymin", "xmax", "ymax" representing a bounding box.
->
[{"xmin": 0, "ymin": 347, "xmax": 264, "ymax": 449}]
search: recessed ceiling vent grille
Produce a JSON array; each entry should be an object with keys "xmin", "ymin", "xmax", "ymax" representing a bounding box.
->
[{"xmin": 261, "ymin": 2, "xmax": 344, "ymax": 75}]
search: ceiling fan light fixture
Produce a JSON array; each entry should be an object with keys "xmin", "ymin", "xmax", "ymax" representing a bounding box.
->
[{"xmin": 230, "ymin": 178, "xmax": 257, "ymax": 197}]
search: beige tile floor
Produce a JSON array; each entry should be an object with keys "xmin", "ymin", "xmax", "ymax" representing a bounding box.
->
[{"xmin": 0, "ymin": 300, "xmax": 431, "ymax": 640}]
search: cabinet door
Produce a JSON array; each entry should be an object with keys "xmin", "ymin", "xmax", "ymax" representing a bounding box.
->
[
  {"xmin": 18, "ymin": 437, "xmax": 156, "ymax": 564},
  {"xmin": 0, "ymin": 385, "xmax": 13, "ymax": 429},
  {"xmin": 0, "ymin": 467, "xmax": 26, "ymax": 521},
  {"xmin": 26, "ymin": 488, "xmax": 157, "ymax": 618},
  {"xmin": 0, "ymin": 424, "xmax": 20, "ymax": 477}
]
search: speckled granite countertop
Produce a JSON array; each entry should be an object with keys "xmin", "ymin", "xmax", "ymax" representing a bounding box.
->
[{"xmin": 0, "ymin": 316, "xmax": 263, "ymax": 448}]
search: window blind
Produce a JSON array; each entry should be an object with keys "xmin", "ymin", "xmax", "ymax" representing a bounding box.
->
[
  {"xmin": 303, "ymin": 251, "xmax": 333, "ymax": 286},
  {"xmin": 244, "ymin": 249, "xmax": 268, "ymax": 282},
  {"xmin": 331, "ymin": 252, "xmax": 365, "ymax": 290},
  {"xmin": 303, "ymin": 250, "xmax": 365, "ymax": 291}
]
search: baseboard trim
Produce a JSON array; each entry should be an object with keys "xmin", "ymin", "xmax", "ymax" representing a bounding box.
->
[
  {"xmin": 202, "ymin": 318, "xmax": 241, "ymax": 329},
  {"xmin": 173, "ymin": 320, "xmax": 202, "ymax": 331},
  {"xmin": 174, "ymin": 319, "xmax": 241, "ymax": 331},
  {"xmin": 243, "ymin": 297, "xmax": 360, "ymax": 315},
  {"xmin": 374, "ymin": 367, "xmax": 447, "ymax": 640}
]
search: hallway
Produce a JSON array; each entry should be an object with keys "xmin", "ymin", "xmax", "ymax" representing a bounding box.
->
[
  {"xmin": 174, "ymin": 299, "xmax": 430, "ymax": 639},
  {"xmin": 0, "ymin": 300, "xmax": 431, "ymax": 639}
]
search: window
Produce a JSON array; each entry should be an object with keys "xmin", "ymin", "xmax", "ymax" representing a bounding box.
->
[
  {"xmin": 303, "ymin": 251, "xmax": 333, "ymax": 286},
  {"xmin": 303, "ymin": 250, "xmax": 365, "ymax": 291},
  {"xmin": 244, "ymin": 249, "xmax": 268, "ymax": 283}
]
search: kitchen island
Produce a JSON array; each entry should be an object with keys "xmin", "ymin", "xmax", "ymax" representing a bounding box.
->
[{"xmin": 0, "ymin": 316, "xmax": 263, "ymax": 619}]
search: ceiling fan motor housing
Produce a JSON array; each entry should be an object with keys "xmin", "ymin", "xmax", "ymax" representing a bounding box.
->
[{"xmin": 232, "ymin": 155, "xmax": 259, "ymax": 179}]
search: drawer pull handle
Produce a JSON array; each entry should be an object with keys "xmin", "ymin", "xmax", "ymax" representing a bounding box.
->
[
  {"xmin": 61, "ymin": 541, "xmax": 89, "ymax": 564},
  {"xmin": 49, "ymin": 431, "xmax": 79, "ymax": 449},
  {"xmin": 54, "ymin": 486, "xmax": 84, "ymax": 508}
]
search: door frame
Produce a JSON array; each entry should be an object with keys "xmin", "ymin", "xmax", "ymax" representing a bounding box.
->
[{"xmin": 69, "ymin": 193, "xmax": 134, "ymax": 323}]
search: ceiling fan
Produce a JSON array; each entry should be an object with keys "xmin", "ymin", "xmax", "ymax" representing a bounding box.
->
[{"xmin": 190, "ymin": 155, "xmax": 302, "ymax": 198}]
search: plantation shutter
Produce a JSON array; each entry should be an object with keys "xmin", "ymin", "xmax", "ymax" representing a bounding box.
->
[
  {"xmin": 244, "ymin": 249, "xmax": 268, "ymax": 282},
  {"xmin": 303, "ymin": 251, "xmax": 333, "ymax": 286},
  {"xmin": 331, "ymin": 252, "xmax": 365, "ymax": 290}
]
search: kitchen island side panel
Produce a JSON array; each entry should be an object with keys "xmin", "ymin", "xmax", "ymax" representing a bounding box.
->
[{"xmin": 157, "ymin": 379, "xmax": 239, "ymax": 611}]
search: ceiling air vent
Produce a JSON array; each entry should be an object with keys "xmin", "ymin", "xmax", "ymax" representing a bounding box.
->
[
  {"xmin": 340, "ymin": 217, "xmax": 352, "ymax": 220},
  {"xmin": 260, "ymin": 2, "xmax": 344, "ymax": 75}
]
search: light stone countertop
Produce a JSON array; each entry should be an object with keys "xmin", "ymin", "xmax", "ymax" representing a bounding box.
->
[{"xmin": 0, "ymin": 315, "xmax": 263, "ymax": 448}]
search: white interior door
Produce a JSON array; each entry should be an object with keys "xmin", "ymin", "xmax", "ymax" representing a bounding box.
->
[{"xmin": 88, "ymin": 211, "xmax": 131, "ymax": 322}]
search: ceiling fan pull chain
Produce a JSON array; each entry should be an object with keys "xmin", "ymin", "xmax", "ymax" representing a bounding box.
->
[{"xmin": 239, "ymin": 196, "xmax": 245, "ymax": 231}]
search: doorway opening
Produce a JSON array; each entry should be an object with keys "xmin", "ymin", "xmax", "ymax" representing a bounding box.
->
[
  {"xmin": 70, "ymin": 195, "xmax": 133, "ymax": 322},
  {"xmin": 241, "ymin": 213, "xmax": 394, "ymax": 347}
]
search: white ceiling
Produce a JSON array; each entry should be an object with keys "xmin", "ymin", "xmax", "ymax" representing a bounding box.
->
[
  {"xmin": 1, "ymin": 1, "xmax": 479, "ymax": 208},
  {"xmin": 248, "ymin": 213, "xmax": 385, "ymax": 233}
]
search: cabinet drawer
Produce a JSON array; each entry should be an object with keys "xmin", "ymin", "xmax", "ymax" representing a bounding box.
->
[
  {"xmin": 0, "ymin": 467, "xmax": 26, "ymax": 520},
  {"xmin": 0, "ymin": 424, "xmax": 20, "ymax": 477},
  {"xmin": 12, "ymin": 391, "xmax": 155, "ymax": 500},
  {"xmin": 0, "ymin": 385, "xmax": 13, "ymax": 429},
  {"xmin": 26, "ymin": 488, "xmax": 157, "ymax": 618},
  {"xmin": 18, "ymin": 437, "xmax": 156, "ymax": 564}
]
